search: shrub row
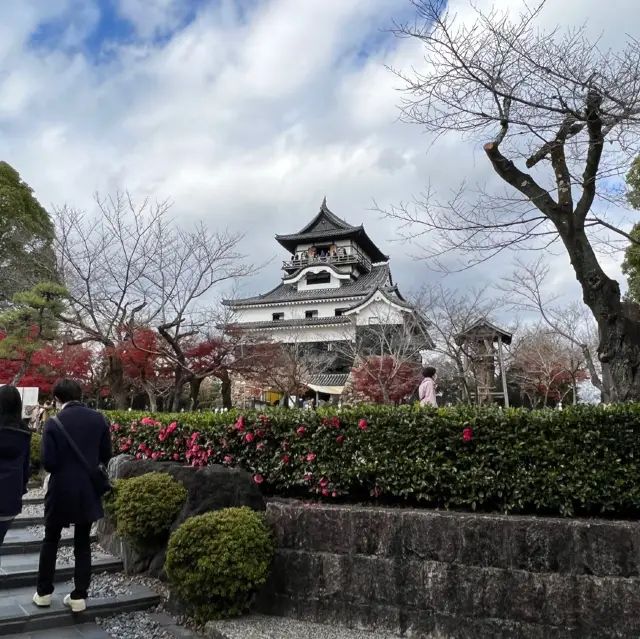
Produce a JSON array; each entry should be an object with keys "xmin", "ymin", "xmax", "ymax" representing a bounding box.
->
[{"xmin": 105, "ymin": 404, "xmax": 640, "ymax": 517}]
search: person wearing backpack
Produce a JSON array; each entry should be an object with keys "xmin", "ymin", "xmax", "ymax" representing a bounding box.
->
[{"xmin": 32, "ymin": 379, "xmax": 112, "ymax": 613}]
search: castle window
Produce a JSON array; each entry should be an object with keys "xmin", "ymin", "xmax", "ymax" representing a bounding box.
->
[
  {"xmin": 335, "ymin": 308, "xmax": 349, "ymax": 317},
  {"xmin": 272, "ymin": 312, "xmax": 284, "ymax": 321},
  {"xmin": 307, "ymin": 271, "xmax": 331, "ymax": 285},
  {"xmin": 305, "ymin": 310, "xmax": 318, "ymax": 319}
]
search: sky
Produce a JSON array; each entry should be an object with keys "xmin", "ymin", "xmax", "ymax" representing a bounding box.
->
[{"xmin": 0, "ymin": 0, "xmax": 636, "ymax": 311}]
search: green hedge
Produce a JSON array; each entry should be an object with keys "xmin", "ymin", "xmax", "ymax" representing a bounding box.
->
[{"xmin": 105, "ymin": 405, "xmax": 640, "ymax": 517}]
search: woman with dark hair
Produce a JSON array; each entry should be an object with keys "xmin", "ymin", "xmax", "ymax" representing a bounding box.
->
[
  {"xmin": 419, "ymin": 366, "xmax": 438, "ymax": 407},
  {"xmin": 0, "ymin": 385, "xmax": 32, "ymax": 548}
]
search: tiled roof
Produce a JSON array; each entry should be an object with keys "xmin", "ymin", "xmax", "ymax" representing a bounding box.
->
[
  {"xmin": 275, "ymin": 198, "xmax": 389, "ymax": 264},
  {"xmin": 276, "ymin": 227, "xmax": 361, "ymax": 242},
  {"xmin": 233, "ymin": 316, "xmax": 351, "ymax": 330},
  {"xmin": 296, "ymin": 198, "xmax": 356, "ymax": 234},
  {"xmin": 307, "ymin": 373, "xmax": 350, "ymax": 387},
  {"xmin": 455, "ymin": 319, "xmax": 513, "ymax": 345},
  {"xmin": 225, "ymin": 264, "xmax": 391, "ymax": 307}
]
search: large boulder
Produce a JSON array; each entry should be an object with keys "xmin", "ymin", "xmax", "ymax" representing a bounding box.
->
[
  {"xmin": 98, "ymin": 459, "xmax": 265, "ymax": 579},
  {"xmin": 107, "ymin": 454, "xmax": 134, "ymax": 479}
]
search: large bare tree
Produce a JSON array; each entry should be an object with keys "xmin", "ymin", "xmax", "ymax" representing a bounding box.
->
[
  {"xmin": 499, "ymin": 257, "xmax": 606, "ymax": 400},
  {"xmin": 384, "ymin": 1, "xmax": 640, "ymax": 400},
  {"xmin": 55, "ymin": 192, "xmax": 252, "ymax": 409},
  {"xmin": 509, "ymin": 323, "xmax": 589, "ymax": 407}
]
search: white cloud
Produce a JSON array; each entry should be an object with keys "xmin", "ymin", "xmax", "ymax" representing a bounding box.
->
[{"xmin": 0, "ymin": 0, "xmax": 634, "ymax": 306}]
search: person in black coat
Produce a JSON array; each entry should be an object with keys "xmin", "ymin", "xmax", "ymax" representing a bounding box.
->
[
  {"xmin": 33, "ymin": 379, "xmax": 111, "ymax": 613},
  {"xmin": 0, "ymin": 385, "xmax": 31, "ymax": 550}
]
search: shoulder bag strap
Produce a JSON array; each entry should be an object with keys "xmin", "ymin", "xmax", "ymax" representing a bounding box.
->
[{"xmin": 51, "ymin": 415, "xmax": 94, "ymax": 476}]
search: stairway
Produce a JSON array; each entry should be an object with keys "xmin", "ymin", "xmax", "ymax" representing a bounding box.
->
[{"xmin": 0, "ymin": 490, "xmax": 162, "ymax": 638}]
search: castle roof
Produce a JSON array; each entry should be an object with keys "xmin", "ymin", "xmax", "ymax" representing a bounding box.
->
[
  {"xmin": 274, "ymin": 198, "xmax": 388, "ymax": 264},
  {"xmin": 225, "ymin": 263, "xmax": 393, "ymax": 307}
]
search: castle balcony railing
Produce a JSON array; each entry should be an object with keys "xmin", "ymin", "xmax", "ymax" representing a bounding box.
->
[{"xmin": 283, "ymin": 246, "xmax": 371, "ymax": 272}]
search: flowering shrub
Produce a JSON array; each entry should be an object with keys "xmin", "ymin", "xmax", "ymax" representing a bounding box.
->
[
  {"xmin": 165, "ymin": 507, "xmax": 274, "ymax": 621},
  {"xmin": 106, "ymin": 404, "xmax": 640, "ymax": 517},
  {"xmin": 113, "ymin": 472, "xmax": 187, "ymax": 547}
]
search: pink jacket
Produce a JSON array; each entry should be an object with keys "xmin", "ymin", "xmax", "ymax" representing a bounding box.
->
[{"xmin": 419, "ymin": 377, "xmax": 437, "ymax": 407}]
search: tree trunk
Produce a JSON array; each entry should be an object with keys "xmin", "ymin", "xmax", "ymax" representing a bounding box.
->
[
  {"xmin": 142, "ymin": 381, "xmax": 157, "ymax": 412},
  {"xmin": 561, "ymin": 227, "xmax": 640, "ymax": 401},
  {"xmin": 220, "ymin": 373, "xmax": 232, "ymax": 410},
  {"xmin": 170, "ymin": 367, "xmax": 189, "ymax": 412},
  {"xmin": 190, "ymin": 378, "xmax": 202, "ymax": 411},
  {"xmin": 106, "ymin": 354, "xmax": 127, "ymax": 410},
  {"xmin": 12, "ymin": 355, "xmax": 32, "ymax": 386}
]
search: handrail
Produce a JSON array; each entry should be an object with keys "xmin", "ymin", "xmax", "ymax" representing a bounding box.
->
[{"xmin": 283, "ymin": 248, "xmax": 371, "ymax": 271}]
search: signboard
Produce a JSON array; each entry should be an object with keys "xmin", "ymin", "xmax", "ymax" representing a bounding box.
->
[{"xmin": 0, "ymin": 386, "xmax": 40, "ymax": 419}]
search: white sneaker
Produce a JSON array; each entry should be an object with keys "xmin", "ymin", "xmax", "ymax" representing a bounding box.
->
[
  {"xmin": 32, "ymin": 593, "xmax": 52, "ymax": 607},
  {"xmin": 63, "ymin": 594, "xmax": 87, "ymax": 612}
]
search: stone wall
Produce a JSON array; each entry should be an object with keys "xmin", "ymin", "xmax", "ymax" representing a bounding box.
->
[{"xmin": 257, "ymin": 500, "xmax": 640, "ymax": 638}]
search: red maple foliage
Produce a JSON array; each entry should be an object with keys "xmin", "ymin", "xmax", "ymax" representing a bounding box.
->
[
  {"xmin": 351, "ymin": 356, "xmax": 422, "ymax": 404},
  {"xmin": 0, "ymin": 340, "xmax": 93, "ymax": 395}
]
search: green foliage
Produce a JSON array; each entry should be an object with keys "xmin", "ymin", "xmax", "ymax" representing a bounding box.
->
[
  {"xmin": 165, "ymin": 507, "xmax": 274, "ymax": 621},
  {"xmin": 622, "ymin": 223, "xmax": 640, "ymax": 303},
  {"xmin": 103, "ymin": 479, "xmax": 124, "ymax": 518},
  {"xmin": 624, "ymin": 157, "xmax": 640, "ymax": 302},
  {"xmin": 29, "ymin": 432, "xmax": 41, "ymax": 475},
  {"xmin": 107, "ymin": 404, "xmax": 640, "ymax": 518},
  {"xmin": 114, "ymin": 473, "xmax": 187, "ymax": 547},
  {"xmin": 0, "ymin": 282, "xmax": 68, "ymax": 379},
  {"xmin": 0, "ymin": 162, "xmax": 56, "ymax": 302}
]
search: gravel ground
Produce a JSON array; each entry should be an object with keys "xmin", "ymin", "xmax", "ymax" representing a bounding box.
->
[
  {"xmin": 97, "ymin": 611, "xmax": 174, "ymax": 639},
  {"xmin": 25, "ymin": 487, "xmax": 46, "ymax": 499},
  {"xmin": 25, "ymin": 525, "xmax": 74, "ymax": 538},
  {"xmin": 20, "ymin": 503, "xmax": 44, "ymax": 517},
  {"xmin": 65, "ymin": 571, "xmax": 133, "ymax": 599},
  {"xmin": 56, "ymin": 543, "xmax": 101, "ymax": 566},
  {"xmin": 204, "ymin": 616, "xmax": 401, "ymax": 639}
]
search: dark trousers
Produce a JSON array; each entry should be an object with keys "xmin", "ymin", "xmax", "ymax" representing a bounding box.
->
[
  {"xmin": 0, "ymin": 519, "xmax": 11, "ymax": 545},
  {"xmin": 37, "ymin": 523, "xmax": 92, "ymax": 599},
  {"xmin": 0, "ymin": 520, "xmax": 12, "ymax": 565}
]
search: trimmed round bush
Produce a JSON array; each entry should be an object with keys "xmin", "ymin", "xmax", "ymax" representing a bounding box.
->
[
  {"xmin": 29, "ymin": 432, "xmax": 42, "ymax": 475},
  {"xmin": 114, "ymin": 472, "xmax": 187, "ymax": 547},
  {"xmin": 165, "ymin": 507, "xmax": 274, "ymax": 621}
]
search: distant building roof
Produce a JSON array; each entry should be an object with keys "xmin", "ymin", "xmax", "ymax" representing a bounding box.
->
[
  {"xmin": 455, "ymin": 320, "xmax": 513, "ymax": 345},
  {"xmin": 274, "ymin": 199, "xmax": 389, "ymax": 264},
  {"xmin": 307, "ymin": 373, "xmax": 350, "ymax": 387}
]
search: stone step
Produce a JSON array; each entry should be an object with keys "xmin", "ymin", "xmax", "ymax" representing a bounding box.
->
[
  {"xmin": 0, "ymin": 582, "xmax": 161, "ymax": 636},
  {"xmin": 9, "ymin": 517, "xmax": 44, "ymax": 530},
  {"xmin": 205, "ymin": 615, "xmax": 401, "ymax": 639},
  {"xmin": 1, "ymin": 622, "xmax": 112, "ymax": 638},
  {"xmin": 26, "ymin": 482, "xmax": 41, "ymax": 491},
  {"xmin": 2, "ymin": 528, "xmax": 98, "ymax": 556},
  {"xmin": 0, "ymin": 552, "xmax": 122, "ymax": 590},
  {"xmin": 22, "ymin": 498, "xmax": 44, "ymax": 507}
]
